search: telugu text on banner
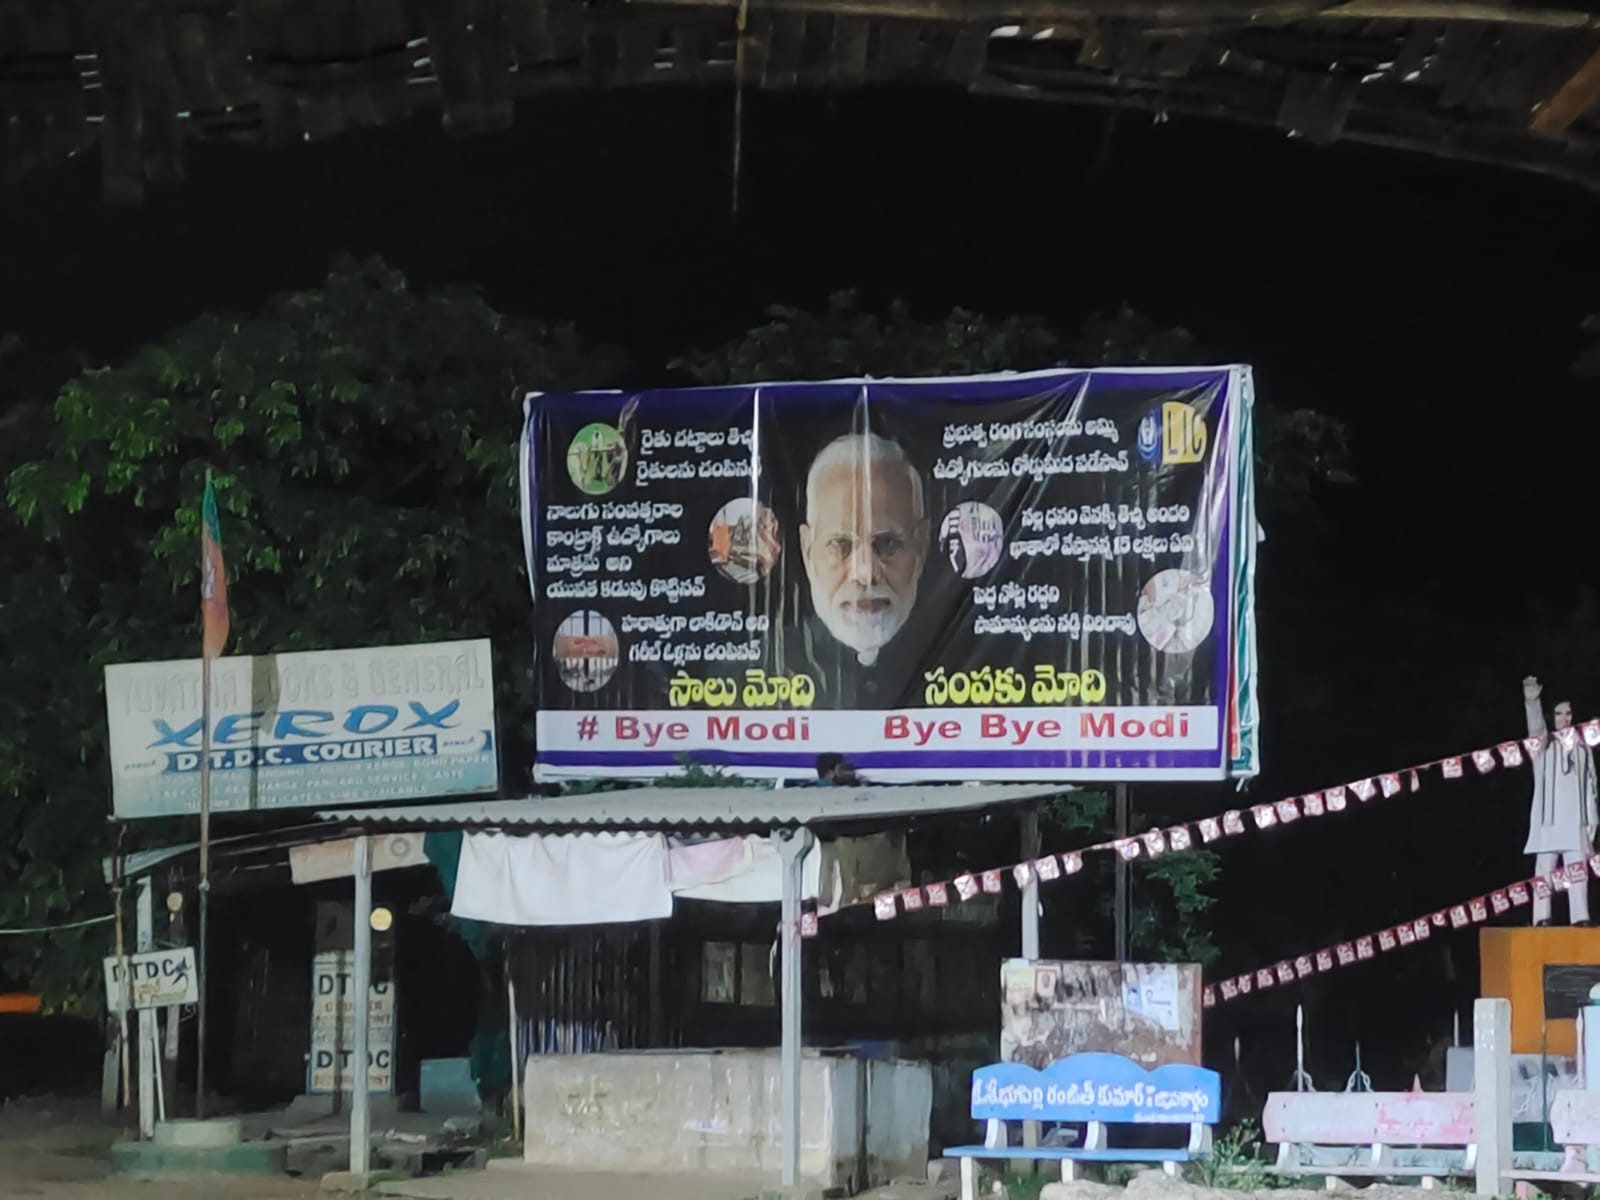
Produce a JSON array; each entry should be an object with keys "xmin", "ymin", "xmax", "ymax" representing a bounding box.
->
[{"xmin": 521, "ymin": 368, "xmax": 1258, "ymax": 781}]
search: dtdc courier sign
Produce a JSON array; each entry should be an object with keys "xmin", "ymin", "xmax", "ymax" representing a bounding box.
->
[{"xmin": 103, "ymin": 640, "xmax": 499, "ymax": 819}]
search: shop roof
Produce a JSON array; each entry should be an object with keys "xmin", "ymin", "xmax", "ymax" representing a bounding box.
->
[{"xmin": 315, "ymin": 782, "xmax": 1069, "ymax": 833}]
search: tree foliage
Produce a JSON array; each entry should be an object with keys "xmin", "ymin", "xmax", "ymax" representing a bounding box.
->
[
  {"xmin": 1, "ymin": 256, "xmax": 621, "ymax": 1004},
  {"xmin": 2, "ymin": 272, "xmax": 1352, "ymax": 1000},
  {"xmin": 680, "ymin": 292, "xmax": 1351, "ymax": 963}
]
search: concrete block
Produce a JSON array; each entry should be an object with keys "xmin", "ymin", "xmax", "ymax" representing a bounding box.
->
[
  {"xmin": 110, "ymin": 1138, "xmax": 286, "ymax": 1178},
  {"xmin": 758, "ymin": 1186, "xmax": 830, "ymax": 1200},
  {"xmin": 1040, "ymin": 1185, "xmax": 1121, "ymax": 1200},
  {"xmin": 421, "ymin": 1058, "xmax": 481, "ymax": 1114},
  {"xmin": 322, "ymin": 1168, "xmax": 411, "ymax": 1192},
  {"xmin": 154, "ymin": 1117, "xmax": 243, "ymax": 1148}
]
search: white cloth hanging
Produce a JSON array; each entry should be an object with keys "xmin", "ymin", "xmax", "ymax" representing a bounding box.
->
[{"xmin": 451, "ymin": 831, "xmax": 674, "ymax": 926}]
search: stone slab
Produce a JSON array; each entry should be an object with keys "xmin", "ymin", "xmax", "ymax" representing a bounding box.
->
[
  {"xmin": 384, "ymin": 1164, "xmax": 773, "ymax": 1200},
  {"xmin": 109, "ymin": 1138, "xmax": 287, "ymax": 1178}
]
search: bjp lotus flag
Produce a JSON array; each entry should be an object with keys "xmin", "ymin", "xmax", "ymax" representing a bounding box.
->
[{"xmin": 200, "ymin": 471, "xmax": 230, "ymax": 659}]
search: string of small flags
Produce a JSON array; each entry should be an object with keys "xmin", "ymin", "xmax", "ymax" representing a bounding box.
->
[
  {"xmin": 1203, "ymin": 857, "xmax": 1600, "ymax": 1008},
  {"xmin": 798, "ymin": 719, "xmax": 1599, "ymax": 937}
]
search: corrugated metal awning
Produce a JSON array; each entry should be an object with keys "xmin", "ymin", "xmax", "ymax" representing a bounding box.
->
[{"xmin": 316, "ymin": 783, "xmax": 1068, "ymax": 833}]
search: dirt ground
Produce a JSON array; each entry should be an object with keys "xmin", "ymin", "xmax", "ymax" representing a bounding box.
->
[{"xmin": 0, "ymin": 1096, "xmax": 319, "ymax": 1200}]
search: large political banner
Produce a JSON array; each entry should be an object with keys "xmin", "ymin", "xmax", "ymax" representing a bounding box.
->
[
  {"xmin": 104, "ymin": 639, "xmax": 499, "ymax": 818},
  {"xmin": 521, "ymin": 368, "xmax": 1258, "ymax": 782}
]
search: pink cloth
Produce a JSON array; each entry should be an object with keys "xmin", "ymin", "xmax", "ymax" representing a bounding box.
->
[{"xmin": 666, "ymin": 837, "xmax": 753, "ymax": 887}]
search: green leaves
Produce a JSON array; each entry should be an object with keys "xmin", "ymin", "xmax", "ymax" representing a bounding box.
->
[
  {"xmin": 0, "ymin": 270, "xmax": 1355, "ymax": 1002},
  {"xmin": 0, "ymin": 257, "xmax": 622, "ymax": 1007}
]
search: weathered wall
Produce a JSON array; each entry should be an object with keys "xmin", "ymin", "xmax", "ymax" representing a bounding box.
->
[
  {"xmin": 867, "ymin": 1058, "xmax": 934, "ymax": 1182},
  {"xmin": 522, "ymin": 1049, "xmax": 928, "ymax": 1186}
]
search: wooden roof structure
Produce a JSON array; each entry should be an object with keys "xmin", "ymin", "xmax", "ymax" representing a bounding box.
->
[{"xmin": 6, "ymin": 2, "xmax": 1600, "ymax": 201}]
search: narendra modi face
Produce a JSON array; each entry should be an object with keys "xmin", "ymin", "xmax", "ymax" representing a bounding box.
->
[{"xmin": 799, "ymin": 432, "xmax": 928, "ymax": 666}]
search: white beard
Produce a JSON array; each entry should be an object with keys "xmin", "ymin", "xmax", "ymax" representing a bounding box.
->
[{"xmin": 814, "ymin": 583, "xmax": 906, "ymax": 664}]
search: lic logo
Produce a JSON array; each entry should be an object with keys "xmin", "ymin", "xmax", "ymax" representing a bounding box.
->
[{"xmin": 1140, "ymin": 402, "xmax": 1208, "ymax": 466}]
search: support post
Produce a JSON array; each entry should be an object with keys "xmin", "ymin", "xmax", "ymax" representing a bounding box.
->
[
  {"xmin": 648, "ymin": 920, "xmax": 663, "ymax": 1046},
  {"xmin": 350, "ymin": 836, "xmax": 373, "ymax": 1181},
  {"xmin": 196, "ymin": 651, "xmax": 213, "ymax": 1120},
  {"xmin": 507, "ymin": 969, "xmax": 522, "ymax": 1146},
  {"xmin": 1473, "ymin": 997, "xmax": 1511, "ymax": 1198},
  {"xmin": 110, "ymin": 853, "xmax": 130, "ymax": 1115},
  {"xmin": 1019, "ymin": 807, "xmax": 1042, "ymax": 1166},
  {"xmin": 1020, "ymin": 807, "xmax": 1040, "ymax": 961},
  {"xmin": 136, "ymin": 877, "xmax": 155, "ymax": 1140},
  {"xmin": 775, "ymin": 826, "xmax": 816, "ymax": 1188},
  {"xmin": 1114, "ymin": 784, "xmax": 1129, "ymax": 963}
]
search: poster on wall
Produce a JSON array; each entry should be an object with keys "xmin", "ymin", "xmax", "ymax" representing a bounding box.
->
[
  {"xmin": 103, "ymin": 639, "xmax": 499, "ymax": 819},
  {"xmin": 1000, "ymin": 959, "xmax": 1203, "ymax": 1069},
  {"xmin": 103, "ymin": 947, "xmax": 199, "ymax": 1013},
  {"xmin": 521, "ymin": 367, "xmax": 1259, "ymax": 781},
  {"xmin": 308, "ymin": 951, "xmax": 395, "ymax": 1095}
]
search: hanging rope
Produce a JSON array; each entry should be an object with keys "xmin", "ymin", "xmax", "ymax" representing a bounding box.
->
[{"xmin": 0, "ymin": 913, "xmax": 115, "ymax": 935}]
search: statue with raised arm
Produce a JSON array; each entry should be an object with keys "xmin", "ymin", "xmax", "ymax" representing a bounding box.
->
[{"xmin": 1523, "ymin": 675, "xmax": 1598, "ymax": 926}]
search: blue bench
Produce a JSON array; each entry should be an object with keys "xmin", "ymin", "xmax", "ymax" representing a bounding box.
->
[{"xmin": 946, "ymin": 1053, "xmax": 1222, "ymax": 1198}]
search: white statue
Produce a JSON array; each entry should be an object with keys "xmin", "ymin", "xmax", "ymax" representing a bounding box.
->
[{"xmin": 1523, "ymin": 675, "xmax": 1597, "ymax": 926}]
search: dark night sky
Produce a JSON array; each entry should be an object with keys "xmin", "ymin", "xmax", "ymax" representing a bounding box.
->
[{"xmin": 6, "ymin": 85, "xmax": 1600, "ymax": 1083}]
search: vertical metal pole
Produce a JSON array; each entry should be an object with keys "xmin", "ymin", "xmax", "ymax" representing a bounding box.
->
[
  {"xmin": 350, "ymin": 836, "xmax": 373, "ymax": 1180},
  {"xmin": 196, "ymin": 653, "xmax": 212, "ymax": 1120},
  {"xmin": 1020, "ymin": 807, "xmax": 1041, "ymax": 1165},
  {"xmin": 1114, "ymin": 785, "xmax": 1129, "ymax": 963},
  {"xmin": 776, "ymin": 827, "xmax": 815, "ymax": 1188},
  {"xmin": 507, "ymin": 953, "xmax": 523, "ymax": 1145},
  {"xmin": 136, "ymin": 877, "xmax": 155, "ymax": 1140},
  {"xmin": 111, "ymin": 858, "xmax": 131, "ymax": 1113},
  {"xmin": 1020, "ymin": 808, "xmax": 1040, "ymax": 961},
  {"xmin": 1474, "ymin": 997, "xmax": 1511, "ymax": 1197},
  {"xmin": 648, "ymin": 921, "xmax": 663, "ymax": 1046}
]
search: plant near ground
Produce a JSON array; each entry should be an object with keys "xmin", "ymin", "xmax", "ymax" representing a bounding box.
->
[{"xmin": 1193, "ymin": 1118, "xmax": 1270, "ymax": 1190}]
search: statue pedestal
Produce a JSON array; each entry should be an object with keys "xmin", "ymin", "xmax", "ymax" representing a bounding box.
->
[{"xmin": 1481, "ymin": 926, "xmax": 1600, "ymax": 1055}]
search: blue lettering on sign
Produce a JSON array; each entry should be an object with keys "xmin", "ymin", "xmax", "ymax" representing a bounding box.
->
[
  {"xmin": 147, "ymin": 702, "xmax": 463, "ymax": 749},
  {"xmin": 162, "ymin": 735, "xmax": 441, "ymax": 774}
]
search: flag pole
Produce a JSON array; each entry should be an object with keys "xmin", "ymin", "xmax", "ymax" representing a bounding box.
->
[
  {"xmin": 196, "ymin": 649, "xmax": 211, "ymax": 1120},
  {"xmin": 195, "ymin": 467, "xmax": 227, "ymax": 1122}
]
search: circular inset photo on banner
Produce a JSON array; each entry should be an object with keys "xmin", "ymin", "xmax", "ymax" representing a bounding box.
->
[
  {"xmin": 1136, "ymin": 568, "xmax": 1215, "ymax": 654},
  {"xmin": 552, "ymin": 610, "xmax": 620, "ymax": 692},
  {"xmin": 566, "ymin": 422, "xmax": 628, "ymax": 495},
  {"xmin": 938, "ymin": 501, "xmax": 1005, "ymax": 580},
  {"xmin": 708, "ymin": 497, "xmax": 783, "ymax": 584}
]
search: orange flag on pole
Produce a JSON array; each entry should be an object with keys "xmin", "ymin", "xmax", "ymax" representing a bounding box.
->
[{"xmin": 201, "ymin": 470, "xmax": 230, "ymax": 659}]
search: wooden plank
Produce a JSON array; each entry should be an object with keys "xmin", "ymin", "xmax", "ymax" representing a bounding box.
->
[
  {"xmin": 797, "ymin": 10, "xmax": 836, "ymax": 82},
  {"xmin": 830, "ymin": 14, "xmax": 871, "ymax": 84},
  {"xmin": 1435, "ymin": 24, "xmax": 1494, "ymax": 108},
  {"xmin": 1275, "ymin": 69, "xmax": 1358, "ymax": 142},
  {"xmin": 761, "ymin": 10, "xmax": 807, "ymax": 87},
  {"xmin": 1263, "ymin": 1093, "xmax": 1475, "ymax": 1147},
  {"xmin": 1392, "ymin": 21, "xmax": 1440, "ymax": 80},
  {"xmin": 943, "ymin": 22, "xmax": 987, "ymax": 86},
  {"xmin": 621, "ymin": 0, "xmax": 1600, "ymax": 33},
  {"xmin": 1533, "ymin": 40, "xmax": 1600, "ymax": 136}
]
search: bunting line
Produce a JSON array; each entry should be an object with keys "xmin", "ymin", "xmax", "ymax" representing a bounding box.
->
[
  {"xmin": 804, "ymin": 718, "xmax": 1597, "ymax": 932},
  {"xmin": 1201, "ymin": 858, "xmax": 1598, "ymax": 1008}
]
